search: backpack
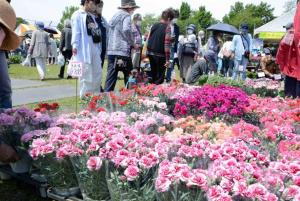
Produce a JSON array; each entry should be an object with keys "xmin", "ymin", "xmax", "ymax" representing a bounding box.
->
[{"xmin": 182, "ymin": 42, "xmax": 196, "ymax": 56}]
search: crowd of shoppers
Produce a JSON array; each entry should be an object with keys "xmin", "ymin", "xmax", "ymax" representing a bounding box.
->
[{"xmin": 2, "ymin": 0, "xmax": 300, "ymax": 105}]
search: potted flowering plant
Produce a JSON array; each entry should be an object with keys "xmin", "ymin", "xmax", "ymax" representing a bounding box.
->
[
  {"xmin": 29, "ymin": 127, "xmax": 80, "ymax": 197},
  {"xmin": 0, "ymin": 108, "xmax": 53, "ymax": 173}
]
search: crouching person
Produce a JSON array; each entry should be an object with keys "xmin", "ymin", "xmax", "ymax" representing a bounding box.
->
[{"xmin": 186, "ymin": 56, "xmax": 207, "ymax": 84}]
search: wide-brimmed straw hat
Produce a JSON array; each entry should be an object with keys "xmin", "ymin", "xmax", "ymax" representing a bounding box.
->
[
  {"xmin": 0, "ymin": 0, "xmax": 21, "ymax": 50},
  {"xmin": 118, "ymin": 0, "xmax": 139, "ymax": 9}
]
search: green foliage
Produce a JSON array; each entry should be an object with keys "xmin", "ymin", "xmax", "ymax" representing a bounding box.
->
[
  {"xmin": 247, "ymin": 71, "xmax": 257, "ymax": 79},
  {"xmin": 192, "ymin": 6, "xmax": 217, "ymax": 29},
  {"xmin": 9, "ymin": 55, "xmax": 23, "ymax": 64},
  {"xmin": 177, "ymin": 4, "xmax": 217, "ymax": 35},
  {"xmin": 57, "ymin": 6, "xmax": 79, "ymax": 31},
  {"xmin": 141, "ymin": 14, "xmax": 159, "ymax": 33},
  {"xmin": 179, "ymin": 2, "xmax": 191, "ymax": 20},
  {"xmin": 16, "ymin": 17, "xmax": 28, "ymax": 27},
  {"xmin": 36, "ymin": 156, "xmax": 78, "ymax": 189},
  {"xmin": 107, "ymin": 162, "xmax": 157, "ymax": 201},
  {"xmin": 198, "ymin": 75, "xmax": 244, "ymax": 88},
  {"xmin": 222, "ymin": 1, "xmax": 275, "ymax": 34},
  {"xmin": 71, "ymin": 156, "xmax": 110, "ymax": 200}
]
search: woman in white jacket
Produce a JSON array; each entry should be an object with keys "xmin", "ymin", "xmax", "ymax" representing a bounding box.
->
[{"xmin": 71, "ymin": 0, "xmax": 102, "ymax": 98}]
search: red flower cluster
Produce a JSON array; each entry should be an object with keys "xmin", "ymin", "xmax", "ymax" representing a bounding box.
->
[{"xmin": 34, "ymin": 102, "xmax": 59, "ymax": 113}]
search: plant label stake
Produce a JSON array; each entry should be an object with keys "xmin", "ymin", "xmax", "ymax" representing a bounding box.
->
[
  {"xmin": 67, "ymin": 61, "xmax": 83, "ymax": 114},
  {"xmin": 274, "ymin": 74, "xmax": 282, "ymax": 80}
]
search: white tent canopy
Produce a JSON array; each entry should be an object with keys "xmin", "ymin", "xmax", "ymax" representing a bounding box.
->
[{"xmin": 254, "ymin": 9, "xmax": 296, "ymax": 36}]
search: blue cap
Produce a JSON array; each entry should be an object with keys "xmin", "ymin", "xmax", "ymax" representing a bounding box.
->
[
  {"xmin": 36, "ymin": 21, "xmax": 44, "ymax": 29},
  {"xmin": 187, "ymin": 24, "xmax": 196, "ymax": 31},
  {"xmin": 240, "ymin": 23, "xmax": 249, "ymax": 30}
]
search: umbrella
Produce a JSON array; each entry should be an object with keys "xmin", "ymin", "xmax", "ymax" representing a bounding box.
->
[
  {"xmin": 207, "ymin": 23, "xmax": 240, "ymax": 35},
  {"xmin": 44, "ymin": 27, "xmax": 58, "ymax": 34}
]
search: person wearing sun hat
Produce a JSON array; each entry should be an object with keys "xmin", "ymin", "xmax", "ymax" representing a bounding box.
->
[
  {"xmin": 0, "ymin": 0, "xmax": 21, "ymax": 109},
  {"xmin": 104, "ymin": 0, "xmax": 139, "ymax": 92},
  {"xmin": 28, "ymin": 21, "xmax": 50, "ymax": 81},
  {"xmin": 0, "ymin": 0, "xmax": 21, "ymax": 165}
]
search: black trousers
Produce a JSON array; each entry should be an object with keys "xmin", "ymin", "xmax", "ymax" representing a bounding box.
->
[
  {"xmin": 284, "ymin": 75, "xmax": 297, "ymax": 98},
  {"xmin": 297, "ymin": 80, "xmax": 300, "ymax": 98},
  {"xmin": 59, "ymin": 50, "xmax": 73, "ymax": 78},
  {"xmin": 149, "ymin": 55, "xmax": 166, "ymax": 85}
]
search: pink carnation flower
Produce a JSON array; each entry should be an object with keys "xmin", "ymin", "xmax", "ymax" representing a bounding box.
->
[
  {"xmin": 124, "ymin": 165, "xmax": 139, "ymax": 181},
  {"xmin": 87, "ymin": 156, "xmax": 102, "ymax": 171}
]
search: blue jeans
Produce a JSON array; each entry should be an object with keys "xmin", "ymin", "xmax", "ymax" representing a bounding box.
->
[
  {"xmin": 217, "ymin": 58, "xmax": 223, "ymax": 73},
  {"xmin": 232, "ymin": 56, "xmax": 249, "ymax": 80}
]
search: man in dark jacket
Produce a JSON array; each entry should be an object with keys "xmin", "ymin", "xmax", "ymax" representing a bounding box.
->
[
  {"xmin": 58, "ymin": 19, "xmax": 72, "ymax": 79},
  {"xmin": 166, "ymin": 9, "xmax": 180, "ymax": 82},
  {"xmin": 147, "ymin": 8, "xmax": 175, "ymax": 84}
]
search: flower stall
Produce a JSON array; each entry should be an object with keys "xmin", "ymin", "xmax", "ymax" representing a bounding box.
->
[{"xmin": 1, "ymin": 80, "xmax": 300, "ymax": 201}]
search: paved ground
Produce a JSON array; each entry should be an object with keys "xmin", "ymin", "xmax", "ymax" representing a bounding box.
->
[{"xmin": 11, "ymin": 79, "xmax": 77, "ymax": 106}]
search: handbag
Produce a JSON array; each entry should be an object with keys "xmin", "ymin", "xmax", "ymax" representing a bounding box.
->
[
  {"xmin": 86, "ymin": 14, "xmax": 102, "ymax": 43},
  {"xmin": 241, "ymin": 35, "xmax": 250, "ymax": 59}
]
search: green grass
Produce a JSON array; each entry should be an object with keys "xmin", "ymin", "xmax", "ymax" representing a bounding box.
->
[
  {"xmin": 9, "ymin": 63, "xmax": 181, "ymax": 110},
  {"xmin": 8, "ymin": 63, "xmax": 119, "ymax": 109}
]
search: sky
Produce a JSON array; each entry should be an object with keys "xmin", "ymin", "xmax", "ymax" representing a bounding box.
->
[{"xmin": 11, "ymin": 0, "xmax": 288, "ymax": 27}]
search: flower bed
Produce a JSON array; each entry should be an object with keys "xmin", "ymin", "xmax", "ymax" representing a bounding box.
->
[{"xmin": 2, "ymin": 83, "xmax": 300, "ymax": 201}]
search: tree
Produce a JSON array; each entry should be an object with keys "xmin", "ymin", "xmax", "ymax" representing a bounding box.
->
[
  {"xmin": 177, "ymin": 5, "xmax": 217, "ymax": 35},
  {"xmin": 141, "ymin": 14, "xmax": 159, "ymax": 33},
  {"xmin": 192, "ymin": 6, "xmax": 217, "ymax": 29},
  {"xmin": 16, "ymin": 17, "xmax": 28, "ymax": 27},
  {"xmin": 284, "ymin": 0, "xmax": 297, "ymax": 13},
  {"xmin": 57, "ymin": 6, "xmax": 79, "ymax": 31},
  {"xmin": 223, "ymin": 1, "xmax": 275, "ymax": 34},
  {"xmin": 179, "ymin": 2, "xmax": 191, "ymax": 20}
]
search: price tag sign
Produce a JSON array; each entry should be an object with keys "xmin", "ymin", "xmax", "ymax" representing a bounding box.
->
[
  {"xmin": 67, "ymin": 61, "xmax": 83, "ymax": 77},
  {"xmin": 274, "ymin": 74, "xmax": 282, "ymax": 80},
  {"xmin": 257, "ymin": 72, "xmax": 266, "ymax": 78},
  {"xmin": 238, "ymin": 65, "xmax": 244, "ymax": 72}
]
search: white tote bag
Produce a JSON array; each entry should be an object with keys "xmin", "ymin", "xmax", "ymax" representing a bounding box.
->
[
  {"xmin": 57, "ymin": 53, "xmax": 65, "ymax": 67},
  {"xmin": 67, "ymin": 58, "xmax": 83, "ymax": 78},
  {"xmin": 21, "ymin": 55, "xmax": 31, "ymax": 67}
]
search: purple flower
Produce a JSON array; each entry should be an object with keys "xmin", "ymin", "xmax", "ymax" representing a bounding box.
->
[
  {"xmin": 21, "ymin": 130, "xmax": 45, "ymax": 142},
  {"xmin": 0, "ymin": 113, "xmax": 15, "ymax": 126}
]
